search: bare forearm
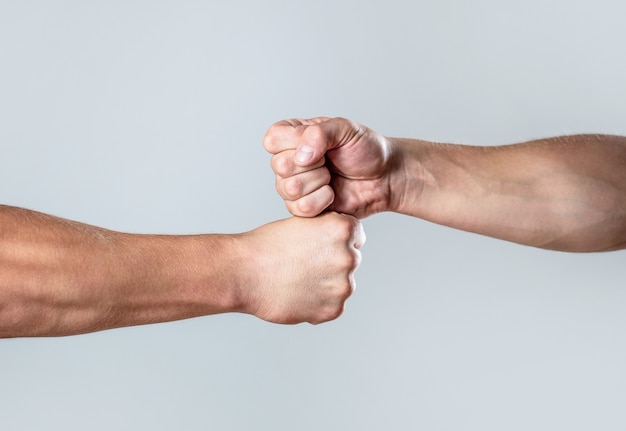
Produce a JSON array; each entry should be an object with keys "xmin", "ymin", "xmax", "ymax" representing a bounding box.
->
[
  {"xmin": 390, "ymin": 135, "xmax": 626, "ymax": 251},
  {"xmin": 0, "ymin": 206, "xmax": 243, "ymax": 337},
  {"xmin": 1, "ymin": 205, "xmax": 364, "ymax": 337}
]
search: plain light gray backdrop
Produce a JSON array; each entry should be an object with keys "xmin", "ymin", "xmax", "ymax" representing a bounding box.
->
[{"xmin": 2, "ymin": 1, "xmax": 626, "ymax": 430}]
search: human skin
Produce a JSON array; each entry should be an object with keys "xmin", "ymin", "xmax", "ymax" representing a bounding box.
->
[
  {"xmin": 264, "ymin": 117, "xmax": 626, "ymax": 252},
  {"xmin": 0, "ymin": 205, "xmax": 364, "ymax": 337}
]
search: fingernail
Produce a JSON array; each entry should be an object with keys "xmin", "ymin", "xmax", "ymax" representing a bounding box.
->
[{"xmin": 295, "ymin": 145, "xmax": 315, "ymax": 164}]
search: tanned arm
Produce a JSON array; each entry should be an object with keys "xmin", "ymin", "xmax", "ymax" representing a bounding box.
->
[{"xmin": 0, "ymin": 205, "xmax": 364, "ymax": 337}]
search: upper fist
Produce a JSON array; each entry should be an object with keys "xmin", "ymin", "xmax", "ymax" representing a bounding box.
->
[{"xmin": 263, "ymin": 117, "xmax": 394, "ymax": 219}]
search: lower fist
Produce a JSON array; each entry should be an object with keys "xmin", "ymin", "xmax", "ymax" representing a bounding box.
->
[{"xmin": 239, "ymin": 212, "xmax": 365, "ymax": 324}]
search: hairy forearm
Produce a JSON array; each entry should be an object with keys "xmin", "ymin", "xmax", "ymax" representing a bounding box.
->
[
  {"xmin": 390, "ymin": 135, "xmax": 626, "ymax": 252},
  {"xmin": 0, "ymin": 206, "xmax": 243, "ymax": 337}
]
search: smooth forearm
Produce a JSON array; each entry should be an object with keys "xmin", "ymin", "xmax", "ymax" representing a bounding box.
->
[
  {"xmin": 1, "ymin": 204, "xmax": 364, "ymax": 336},
  {"xmin": 0, "ymin": 206, "xmax": 244, "ymax": 337},
  {"xmin": 389, "ymin": 135, "xmax": 626, "ymax": 251}
]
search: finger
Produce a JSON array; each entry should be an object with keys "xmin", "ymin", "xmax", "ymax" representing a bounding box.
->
[
  {"xmin": 334, "ymin": 213, "xmax": 366, "ymax": 249},
  {"xmin": 276, "ymin": 166, "xmax": 331, "ymax": 201},
  {"xmin": 263, "ymin": 117, "xmax": 331, "ymax": 154},
  {"xmin": 351, "ymin": 249, "xmax": 362, "ymax": 270},
  {"xmin": 352, "ymin": 220, "xmax": 366, "ymax": 249},
  {"xmin": 270, "ymin": 149, "xmax": 325, "ymax": 177},
  {"xmin": 285, "ymin": 185, "xmax": 334, "ymax": 218}
]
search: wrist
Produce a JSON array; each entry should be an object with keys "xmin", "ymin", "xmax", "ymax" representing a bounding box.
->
[
  {"xmin": 225, "ymin": 232, "xmax": 258, "ymax": 316},
  {"xmin": 385, "ymin": 137, "xmax": 425, "ymax": 215},
  {"xmin": 228, "ymin": 230, "xmax": 276, "ymax": 320}
]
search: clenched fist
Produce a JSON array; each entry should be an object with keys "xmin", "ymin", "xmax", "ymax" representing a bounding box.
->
[
  {"xmin": 0, "ymin": 206, "xmax": 365, "ymax": 337},
  {"xmin": 263, "ymin": 117, "xmax": 400, "ymax": 219},
  {"xmin": 239, "ymin": 212, "xmax": 365, "ymax": 324}
]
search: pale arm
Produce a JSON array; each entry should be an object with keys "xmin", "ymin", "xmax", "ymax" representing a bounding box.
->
[
  {"xmin": 390, "ymin": 135, "xmax": 626, "ymax": 252},
  {"xmin": 264, "ymin": 118, "xmax": 626, "ymax": 252},
  {"xmin": 0, "ymin": 205, "xmax": 364, "ymax": 337}
]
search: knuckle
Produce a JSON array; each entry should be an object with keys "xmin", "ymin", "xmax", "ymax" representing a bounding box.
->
[
  {"xmin": 286, "ymin": 199, "xmax": 310, "ymax": 217},
  {"xmin": 333, "ymin": 116, "xmax": 350, "ymax": 126},
  {"xmin": 271, "ymin": 154, "xmax": 292, "ymax": 176},
  {"xmin": 263, "ymin": 123, "xmax": 284, "ymax": 151},
  {"xmin": 351, "ymin": 249, "xmax": 362, "ymax": 269},
  {"xmin": 285, "ymin": 200, "xmax": 300, "ymax": 216},
  {"xmin": 303, "ymin": 123, "xmax": 327, "ymax": 146},
  {"xmin": 336, "ymin": 117, "xmax": 363, "ymax": 134},
  {"xmin": 328, "ymin": 307, "xmax": 344, "ymax": 322},
  {"xmin": 284, "ymin": 176, "xmax": 303, "ymax": 200},
  {"xmin": 262, "ymin": 133, "xmax": 274, "ymax": 152},
  {"xmin": 275, "ymin": 178, "xmax": 288, "ymax": 199},
  {"xmin": 319, "ymin": 304, "xmax": 345, "ymax": 323},
  {"xmin": 339, "ymin": 278, "xmax": 356, "ymax": 300},
  {"xmin": 295, "ymin": 197, "xmax": 317, "ymax": 217},
  {"xmin": 338, "ymin": 251, "xmax": 359, "ymax": 271},
  {"xmin": 293, "ymin": 186, "xmax": 334, "ymax": 217},
  {"xmin": 334, "ymin": 215, "xmax": 357, "ymax": 241}
]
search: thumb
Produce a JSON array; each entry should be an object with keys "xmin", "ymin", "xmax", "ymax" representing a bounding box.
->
[
  {"xmin": 294, "ymin": 143, "xmax": 317, "ymax": 165},
  {"xmin": 294, "ymin": 117, "xmax": 360, "ymax": 167}
]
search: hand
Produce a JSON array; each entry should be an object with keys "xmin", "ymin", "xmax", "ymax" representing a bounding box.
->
[
  {"xmin": 240, "ymin": 212, "xmax": 365, "ymax": 325},
  {"xmin": 263, "ymin": 117, "xmax": 395, "ymax": 219}
]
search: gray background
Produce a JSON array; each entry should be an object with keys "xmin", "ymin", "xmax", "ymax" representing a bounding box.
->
[{"xmin": 1, "ymin": 1, "xmax": 626, "ymax": 430}]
